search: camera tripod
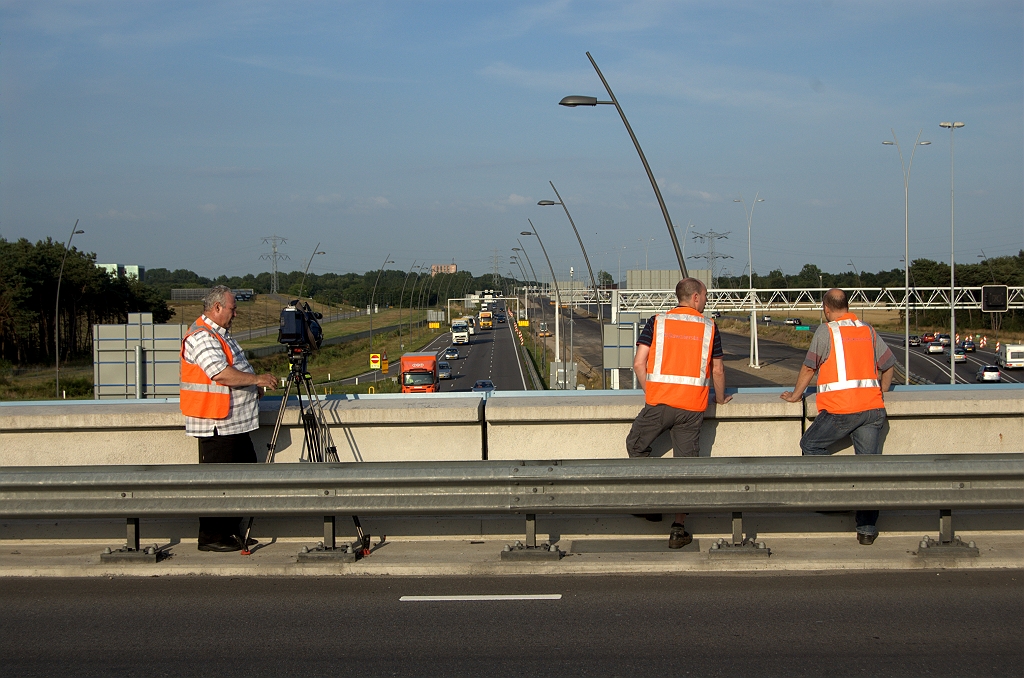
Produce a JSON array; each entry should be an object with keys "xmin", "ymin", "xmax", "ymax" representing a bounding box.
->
[{"xmin": 240, "ymin": 345, "xmax": 375, "ymax": 558}]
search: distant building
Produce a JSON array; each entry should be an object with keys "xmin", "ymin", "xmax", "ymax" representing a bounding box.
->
[
  {"xmin": 626, "ymin": 269, "xmax": 712, "ymax": 290},
  {"xmin": 97, "ymin": 264, "xmax": 146, "ymax": 281},
  {"xmin": 431, "ymin": 264, "xmax": 457, "ymax": 276}
]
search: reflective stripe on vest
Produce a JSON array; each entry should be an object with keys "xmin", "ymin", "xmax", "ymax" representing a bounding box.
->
[
  {"xmin": 647, "ymin": 313, "xmax": 713, "ymax": 387},
  {"xmin": 179, "ymin": 318, "xmax": 234, "ymax": 419}
]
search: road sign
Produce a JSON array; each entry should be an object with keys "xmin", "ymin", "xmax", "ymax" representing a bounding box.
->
[
  {"xmin": 369, "ymin": 353, "xmax": 381, "ymax": 369},
  {"xmin": 795, "ymin": 325, "xmax": 811, "ymax": 331},
  {"xmin": 982, "ymin": 285, "xmax": 1008, "ymax": 312}
]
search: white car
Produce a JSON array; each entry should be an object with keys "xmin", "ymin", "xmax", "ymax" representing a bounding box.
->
[
  {"xmin": 953, "ymin": 349, "xmax": 966, "ymax": 363},
  {"xmin": 976, "ymin": 365, "xmax": 1002, "ymax": 382},
  {"xmin": 925, "ymin": 342, "xmax": 945, "ymax": 355}
]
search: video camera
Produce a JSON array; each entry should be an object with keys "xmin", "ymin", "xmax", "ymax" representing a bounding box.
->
[{"xmin": 278, "ymin": 300, "xmax": 324, "ymax": 350}]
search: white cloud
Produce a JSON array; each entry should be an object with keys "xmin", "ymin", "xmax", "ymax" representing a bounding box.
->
[{"xmin": 503, "ymin": 193, "xmax": 529, "ymax": 205}]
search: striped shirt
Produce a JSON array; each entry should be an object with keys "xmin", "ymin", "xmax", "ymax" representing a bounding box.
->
[{"xmin": 182, "ymin": 315, "xmax": 260, "ymax": 437}]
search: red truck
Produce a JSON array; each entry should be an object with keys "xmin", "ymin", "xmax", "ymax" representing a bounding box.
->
[{"xmin": 400, "ymin": 352, "xmax": 439, "ymax": 393}]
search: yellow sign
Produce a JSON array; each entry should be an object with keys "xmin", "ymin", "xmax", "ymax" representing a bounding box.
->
[
  {"xmin": 381, "ymin": 349, "xmax": 389, "ymax": 374},
  {"xmin": 518, "ymin": 319, "xmax": 529, "ymax": 327},
  {"xmin": 428, "ymin": 321, "xmax": 440, "ymax": 329},
  {"xmin": 369, "ymin": 353, "xmax": 381, "ymax": 369}
]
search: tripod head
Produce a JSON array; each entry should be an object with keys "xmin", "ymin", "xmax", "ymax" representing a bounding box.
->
[{"xmin": 286, "ymin": 346, "xmax": 311, "ymax": 380}]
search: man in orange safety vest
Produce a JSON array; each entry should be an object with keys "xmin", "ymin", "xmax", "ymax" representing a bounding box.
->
[
  {"xmin": 626, "ymin": 277, "xmax": 732, "ymax": 549},
  {"xmin": 781, "ymin": 288, "xmax": 896, "ymax": 545}
]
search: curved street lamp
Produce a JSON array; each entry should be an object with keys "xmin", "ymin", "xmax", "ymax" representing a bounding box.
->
[
  {"xmin": 298, "ymin": 243, "xmax": 325, "ymax": 300},
  {"xmin": 734, "ymin": 194, "xmax": 765, "ymax": 368},
  {"xmin": 884, "ymin": 129, "xmax": 930, "ymax": 385},
  {"xmin": 398, "ymin": 260, "xmax": 418, "ymax": 350},
  {"xmin": 55, "ymin": 219, "xmax": 84, "ymax": 398},
  {"xmin": 368, "ymin": 253, "xmax": 394, "ymax": 351},
  {"xmin": 560, "ymin": 52, "xmax": 688, "ymax": 278},
  {"xmin": 940, "ymin": 121, "xmax": 965, "ymax": 385},
  {"xmin": 538, "ymin": 181, "xmax": 605, "ymax": 387},
  {"xmin": 522, "ymin": 221, "xmax": 565, "ymax": 389}
]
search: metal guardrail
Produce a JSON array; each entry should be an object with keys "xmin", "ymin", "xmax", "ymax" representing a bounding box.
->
[{"xmin": 1, "ymin": 454, "xmax": 1020, "ymax": 519}]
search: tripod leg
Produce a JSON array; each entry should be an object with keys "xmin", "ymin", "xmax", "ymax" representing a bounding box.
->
[
  {"xmin": 352, "ymin": 515, "xmax": 371, "ymax": 556},
  {"xmin": 304, "ymin": 374, "xmax": 340, "ymax": 462}
]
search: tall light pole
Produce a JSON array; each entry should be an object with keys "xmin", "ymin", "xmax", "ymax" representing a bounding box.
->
[
  {"xmin": 55, "ymin": 219, "xmax": 83, "ymax": 398},
  {"xmin": 940, "ymin": 121, "xmax": 965, "ymax": 385},
  {"xmin": 539, "ymin": 181, "xmax": 605, "ymax": 388},
  {"xmin": 523, "ymin": 221, "xmax": 564, "ymax": 389},
  {"xmin": 637, "ymin": 237, "xmax": 656, "ymax": 271},
  {"xmin": 734, "ymin": 194, "xmax": 765, "ymax": 368},
  {"xmin": 398, "ymin": 260, "xmax": 417, "ymax": 350},
  {"xmin": 515, "ymin": 241, "xmax": 543, "ymax": 350},
  {"xmin": 368, "ymin": 253, "xmax": 394, "ymax": 352},
  {"xmin": 297, "ymin": 243, "xmax": 325, "ymax": 300},
  {"xmin": 559, "ymin": 52, "xmax": 688, "ymax": 278},
  {"xmin": 883, "ymin": 129, "xmax": 931, "ymax": 385}
]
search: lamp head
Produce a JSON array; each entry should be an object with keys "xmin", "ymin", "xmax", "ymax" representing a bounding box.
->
[
  {"xmin": 882, "ymin": 141, "xmax": 894, "ymax": 145},
  {"xmin": 74, "ymin": 230, "xmax": 84, "ymax": 234},
  {"xmin": 537, "ymin": 200, "xmax": 557, "ymax": 206},
  {"xmin": 521, "ymin": 231, "xmax": 533, "ymax": 236},
  {"xmin": 918, "ymin": 141, "xmax": 931, "ymax": 145},
  {"xmin": 733, "ymin": 198, "xmax": 742, "ymax": 202},
  {"xmin": 559, "ymin": 95, "xmax": 598, "ymax": 107}
]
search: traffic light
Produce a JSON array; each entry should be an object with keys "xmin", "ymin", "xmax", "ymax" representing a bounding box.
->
[{"xmin": 981, "ymin": 285, "xmax": 1008, "ymax": 312}]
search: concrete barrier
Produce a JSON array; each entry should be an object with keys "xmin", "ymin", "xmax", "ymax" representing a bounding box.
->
[{"xmin": 0, "ymin": 385, "xmax": 1021, "ymax": 467}]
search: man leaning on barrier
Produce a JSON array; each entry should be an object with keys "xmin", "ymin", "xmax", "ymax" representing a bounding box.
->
[
  {"xmin": 781, "ymin": 288, "xmax": 896, "ymax": 545},
  {"xmin": 180, "ymin": 285, "xmax": 277, "ymax": 552},
  {"xmin": 626, "ymin": 277, "xmax": 732, "ymax": 549}
]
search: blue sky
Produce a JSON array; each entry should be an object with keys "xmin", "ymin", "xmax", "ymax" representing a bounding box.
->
[{"xmin": 2, "ymin": 1, "xmax": 1021, "ymax": 283}]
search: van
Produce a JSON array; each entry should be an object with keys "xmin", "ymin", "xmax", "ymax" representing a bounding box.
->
[{"xmin": 451, "ymin": 321, "xmax": 470, "ymax": 345}]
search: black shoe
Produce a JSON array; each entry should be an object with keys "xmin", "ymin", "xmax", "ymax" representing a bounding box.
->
[
  {"xmin": 198, "ymin": 540, "xmax": 242, "ymax": 552},
  {"xmin": 857, "ymin": 533, "xmax": 877, "ymax": 546},
  {"xmin": 669, "ymin": 524, "xmax": 693, "ymax": 549},
  {"xmin": 632, "ymin": 514, "xmax": 663, "ymax": 522}
]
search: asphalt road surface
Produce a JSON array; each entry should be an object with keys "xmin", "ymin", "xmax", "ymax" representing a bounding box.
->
[
  {"xmin": 1, "ymin": 572, "xmax": 1020, "ymax": 677},
  {"xmin": 440, "ymin": 301, "xmax": 528, "ymax": 392},
  {"xmin": 876, "ymin": 331, "xmax": 1022, "ymax": 385}
]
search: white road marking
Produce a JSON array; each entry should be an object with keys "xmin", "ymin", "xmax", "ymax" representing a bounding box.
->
[{"xmin": 400, "ymin": 595, "xmax": 562, "ymax": 601}]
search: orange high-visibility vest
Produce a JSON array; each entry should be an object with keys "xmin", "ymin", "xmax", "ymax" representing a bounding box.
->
[
  {"xmin": 644, "ymin": 307, "xmax": 715, "ymax": 412},
  {"xmin": 179, "ymin": 317, "xmax": 233, "ymax": 419},
  {"xmin": 815, "ymin": 313, "xmax": 884, "ymax": 415}
]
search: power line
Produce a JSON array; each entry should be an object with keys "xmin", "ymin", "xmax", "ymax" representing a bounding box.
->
[{"xmin": 260, "ymin": 236, "xmax": 290, "ymax": 294}]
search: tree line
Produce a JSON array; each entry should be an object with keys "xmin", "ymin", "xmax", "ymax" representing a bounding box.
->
[{"xmin": 0, "ymin": 237, "xmax": 171, "ymax": 366}]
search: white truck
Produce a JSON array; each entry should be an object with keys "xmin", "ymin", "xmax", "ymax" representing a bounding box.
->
[
  {"xmin": 996, "ymin": 343, "xmax": 1024, "ymax": 369},
  {"xmin": 451, "ymin": 321, "xmax": 470, "ymax": 345}
]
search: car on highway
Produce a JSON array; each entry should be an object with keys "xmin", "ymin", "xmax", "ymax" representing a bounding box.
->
[
  {"xmin": 496, "ymin": 315, "xmax": 506, "ymax": 323},
  {"xmin": 976, "ymin": 365, "xmax": 1002, "ymax": 382},
  {"xmin": 709, "ymin": 310, "xmax": 722, "ymax": 318},
  {"xmin": 961, "ymin": 339, "xmax": 976, "ymax": 352},
  {"xmin": 762, "ymin": 315, "xmax": 772, "ymax": 324},
  {"xmin": 937, "ymin": 333, "xmax": 951, "ymax": 346},
  {"xmin": 471, "ymin": 379, "xmax": 495, "ymax": 393},
  {"xmin": 784, "ymin": 317, "xmax": 802, "ymax": 326},
  {"xmin": 953, "ymin": 348, "xmax": 966, "ymax": 363},
  {"xmin": 438, "ymin": 361, "xmax": 452, "ymax": 379},
  {"xmin": 443, "ymin": 347, "xmax": 460, "ymax": 361},
  {"xmin": 925, "ymin": 342, "xmax": 945, "ymax": 355},
  {"xmin": 909, "ymin": 335, "xmax": 921, "ymax": 347},
  {"xmin": 921, "ymin": 332, "xmax": 936, "ymax": 343}
]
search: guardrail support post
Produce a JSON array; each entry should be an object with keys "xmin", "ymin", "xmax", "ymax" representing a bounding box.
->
[
  {"xmin": 939, "ymin": 509, "xmax": 953, "ymax": 544},
  {"xmin": 732, "ymin": 512, "xmax": 743, "ymax": 546},
  {"xmin": 127, "ymin": 517, "xmax": 140, "ymax": 551},
  {"xmin": 324, "ymin": 515, "xmax": 336, "ymax": 550},
  {"xmin": 526, "ymin": 514, "xmax": 536, "ymax": 548}
]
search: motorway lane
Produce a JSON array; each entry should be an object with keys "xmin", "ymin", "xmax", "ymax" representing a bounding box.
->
[
  {"xmin": 439, "ymin": 303, "xmax": 527, "ymax": 392},
  {"xmin": 1, "ymin": 572, "xmax": 1020, "ymax": 677},
  {"xmin": 876, "ymin": 331, "xmax": 1021, "ymax": 385}
]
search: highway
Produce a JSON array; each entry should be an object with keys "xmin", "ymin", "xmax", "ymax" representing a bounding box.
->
[
  {"xmin": 1, "ymin": 572, "xmax": 1019, "ymax": 677},
  {"xmin": 875, "ymin": 331, "xmax": 1021, "ymax": 385},
  {"xmin": 438, "ymin": 301, "xmax": 528, "ymax": 392}
]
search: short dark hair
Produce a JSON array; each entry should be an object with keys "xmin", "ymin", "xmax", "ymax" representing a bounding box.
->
[
  {"xmin": 823, "ymin": 288, "xmax": 849, "ymax": 312},
  {"xmin": 675, "ymin": 277, "xmax": 705, "ymax": 302}
]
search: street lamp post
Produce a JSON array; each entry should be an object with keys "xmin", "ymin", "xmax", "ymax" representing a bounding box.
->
[
  {"xmin": 55, "ymin": 219, "xmax": 84, "ymax": 398},
  {"xmin": 368, "ymin": 253, "xmax": 394, "ymax": 354},
  {"xmin": 523, "ymin": 221, "xmax": 564, "ymax": 389},
  {"xmin": 940, "ymin": 121, "xmax": 965, "ymax": 385},
  {"xmin": 298, "ymin": 243, "xmax": 325, "ymax": 300},
  {"xmin": 734, "ymin": 194, "xmax": 765, "ymax": 369},
  {"xmin": 884, "ymin": 129, "xmax": 931, "ymax": 385},
  {"xmin": 560, "ymin": 52, "xmax": 688, "ymax": 278},
  {"xmin": 539, "ymin": 180, "xmax": 606, "ymax": 388},
  {"xmin": 515, "ymin": 241, "xmax": 544, "ymax": 363},
  {"xmin": 398, "ymin": 260, "xmax": 418, "ymax": 350}
]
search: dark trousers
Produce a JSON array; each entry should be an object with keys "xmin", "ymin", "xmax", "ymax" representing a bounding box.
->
[
  {"xmin": 626, "ymin": 403, "xmax": 704, "ymax": 458},
  {"xmin": 198, "ymin": 432, "xmax": 257, "ymax": 545}
]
